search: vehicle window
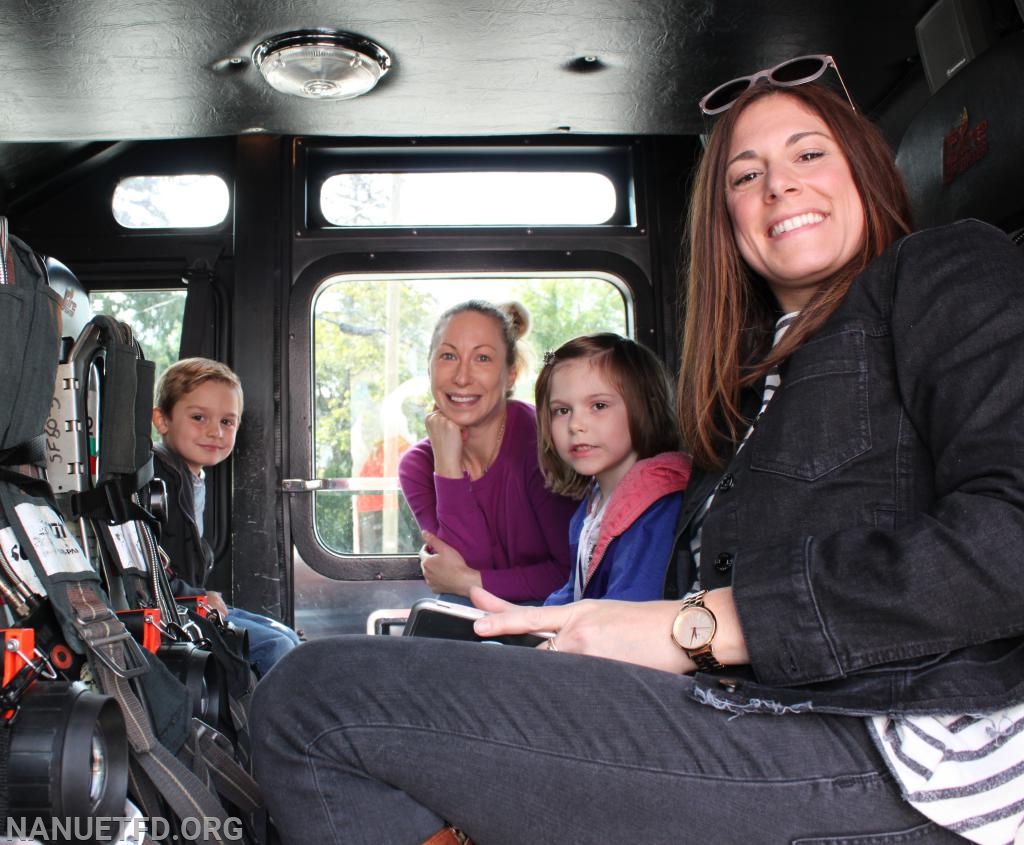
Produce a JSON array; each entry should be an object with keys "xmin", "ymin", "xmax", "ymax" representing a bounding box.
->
[
  {"xmin": 312, "ymin": 273, "xmax": 628, "ymax": 556},
  {"xmin": 321, "ymin": 171, "xmax": 618, "ymax": 227},
  {"xmin": 88, "ymin": 289, "xmax": 187, "ymax": 379},
  {"xmin": 112, "ymin": 175, "xmax": 230, "ymax": 229}
]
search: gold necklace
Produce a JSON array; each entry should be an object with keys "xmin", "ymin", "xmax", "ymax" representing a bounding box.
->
[{"xmin": 464, "ymin": 412, "xmax": 507, "ymax": 478}]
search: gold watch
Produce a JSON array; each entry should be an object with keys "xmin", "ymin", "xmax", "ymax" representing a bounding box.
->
[{"xmin": 671, "ymin": 590, "xmax": 724, "ymax": 671}]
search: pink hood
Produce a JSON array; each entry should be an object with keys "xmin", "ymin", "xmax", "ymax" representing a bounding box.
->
[{"xmin": 584, "ymin": 451, "xmax": 691, "ymax": 585}]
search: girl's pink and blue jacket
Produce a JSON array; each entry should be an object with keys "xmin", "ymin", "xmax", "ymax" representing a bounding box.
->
[{"xmin": 545, "ymin": 451, "xmax": 691, "ymax": 605}]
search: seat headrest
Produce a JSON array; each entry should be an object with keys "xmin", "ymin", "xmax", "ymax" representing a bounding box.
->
[
  {"xmin": 45, "ymin": 255, "xmax": 94, "ymax": 342},
  {"xmin": 895, "ymin": 29, "xmax": 1024, "ymax": 232}
]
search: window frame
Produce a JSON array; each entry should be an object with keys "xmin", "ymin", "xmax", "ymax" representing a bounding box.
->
[
  {"xmin": 285, "ymin": 136, "xmax": 675, "ymax": 582},
  {"xmin": 111, "ymin": 173, "xmax": 232, "ymax": 230},
  {"xmin": 299, "ymin": 138, "xmax": 639, "ymax": 232},
  {"xmin": 287, "ymin": 249, "xmax": 655, "ymax": 581},
  {"xmin": 307, "ymin": 267, "xmax": 633, "ymax": 559}
]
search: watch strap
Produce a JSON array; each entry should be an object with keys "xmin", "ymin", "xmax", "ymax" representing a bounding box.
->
[
  {"xmin": 674, "ymin": 591, "xmax": 725, "ymax": 671},
  {"xmin": 688, "ymin": 643, "xmax": 724, "ymax": 671}
]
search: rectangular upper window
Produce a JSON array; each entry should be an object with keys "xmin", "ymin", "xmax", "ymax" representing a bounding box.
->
[
  {"xmin": 321, "ymin": 171, "xmax": 617, "ymax": 227},
  {"xmin": 112, "ymin": 175, "xmax": 230, "ymax": 229},
  {"xmin": 304, "ymin": 143, "xmax": 636, "ymax": 229}
]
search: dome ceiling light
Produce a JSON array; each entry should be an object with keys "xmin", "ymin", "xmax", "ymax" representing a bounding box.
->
[{"xmin": 253, "ymin": 29, "xmax": 391, "ymax": 100}]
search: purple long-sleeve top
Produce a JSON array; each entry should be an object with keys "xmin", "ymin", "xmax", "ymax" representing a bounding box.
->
[{"xmin": 398, "ymin": 400, "xmax": 577, "ymax": 601}]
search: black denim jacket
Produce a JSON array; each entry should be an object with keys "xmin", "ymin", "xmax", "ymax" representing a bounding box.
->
[{"xmin": 670, "ymin": 220, "xmax": 1024, "ymax": 717}]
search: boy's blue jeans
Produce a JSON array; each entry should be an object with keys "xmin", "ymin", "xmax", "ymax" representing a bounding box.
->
[
  {"xmin": 251, "ymin": 635, "xmax": 962, "ymax": 845},
  {"xmin": 226, "ymin": 606, "xmax": 302, "ymax": 676}
]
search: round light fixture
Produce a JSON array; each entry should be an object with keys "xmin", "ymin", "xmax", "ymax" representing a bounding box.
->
[{"xmin": 253, "ymin": 29, "xmax": 391, "ymax": 100}]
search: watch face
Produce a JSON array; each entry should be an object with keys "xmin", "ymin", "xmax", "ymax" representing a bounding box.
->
[{"xmin": 673, "ymin": 606, "xmax": 716, "ymax": 650}]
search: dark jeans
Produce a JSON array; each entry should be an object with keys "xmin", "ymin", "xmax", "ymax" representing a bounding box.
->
[
  {"xmin": 226, "ymin": 606, "xmax": 302, "ymax": 676},
  {"xmin": 250, "ymin": 636, "xmax": 963, "ymax": 845}
]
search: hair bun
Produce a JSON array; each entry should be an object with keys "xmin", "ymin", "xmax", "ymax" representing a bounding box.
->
[{"xmin": 498, "ymin": 301, "xmax": 530, "ymax": 340}]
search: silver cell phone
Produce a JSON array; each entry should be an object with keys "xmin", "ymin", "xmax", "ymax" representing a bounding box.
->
[{"xmin": 402, "ymin": 598, "xmax": 553, "ymax": 647}]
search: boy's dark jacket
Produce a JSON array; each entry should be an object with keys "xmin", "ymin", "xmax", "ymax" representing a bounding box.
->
[{"xmin": 152, "ymin": 442, "xmax": 229, "ymax": 595}]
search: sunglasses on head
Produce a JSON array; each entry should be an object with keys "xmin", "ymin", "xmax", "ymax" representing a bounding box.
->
[{"xmin": 698, "ymin": 54, "xmax": 855, "ymax": 116}]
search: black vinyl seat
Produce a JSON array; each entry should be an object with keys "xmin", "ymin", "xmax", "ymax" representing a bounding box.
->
[{"xmin": 896, "ymin": 29, "xmax": 1024, "ymax": 241}]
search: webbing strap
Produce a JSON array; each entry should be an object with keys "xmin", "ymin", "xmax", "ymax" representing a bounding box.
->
[
  {"xmin": 88, "ymin": 316, "xmax": 141, "ymax": 477},
  {"xmin": 0, "ymin": 224, "xmax": 61, "ymax": 452},
  {"xmin": 92, "ymin": 509, "xmax": 180, "ymax": 622},
  {"xmin": 87, "ymin": 514, "xmax": 261, "ymax": 814},
  {"xmin": 127, "ymin": 759, "xmax": 166, "ymax": 820},
  {"xmin": 0, "ymin": 435, "xmax": 45, "ymax": 467},
  {"xmin": 92, "ymin": 661, "xmax": 234, "ymax": 844},
  {"xmin": 133, "ymin": 358, "xmax": 156, "ymax": 472},
  {"xmin": 74, "ymin": 580, "xmax": 248, "ymax": 843},
  {"xmin": 177, "ymin": 612, "xmax": 255, "ymax": 765},
  {"xmin": 26, "ymin": 578, "xmax": 240, "ymax": 842},
  {"xmin": 137, "ymin": 744, "xmax": 234, "ymax": 844},
  {"xmin": 178, "ymin": 269, "xmax": 217, "ymax": 360},
  {"xmin": 0, "ymin": 435, "xmax": 51, "ymax": 498},
  {"xmin": 187, "ymin": 722, "xmax": 262, "ymax": 813},
  {"xmin": 228, "ymin": 694, "xmax": 253, "ymax": 760},
  {"xmin": 0, "ymin": 484, "xmax": 95, "ymax": 655},
  {"xmin": 0, "ymin": 466, "xmax": 50, "ymax": 499},
  {"xmin": 64, "ymin": 582, "xmax": 149, "ymax": 678},
  {"xmin": 69, "ymin": 457, "xmax": 158, "ymax": 527}
]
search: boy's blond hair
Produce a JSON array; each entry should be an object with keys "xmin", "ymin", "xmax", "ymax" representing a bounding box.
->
[{"xmin": 155, "ymin": 357, "xmax": 244, "ymax": 418}]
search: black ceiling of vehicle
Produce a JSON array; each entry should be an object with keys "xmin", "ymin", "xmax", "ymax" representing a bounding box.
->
[
  {"xmin": 0, "ymin": 0, "xmax": 953, "ymax": 143},
  {"xmin": 2, "ymin": 0, "xmax": 1022, "ymax": 208}
]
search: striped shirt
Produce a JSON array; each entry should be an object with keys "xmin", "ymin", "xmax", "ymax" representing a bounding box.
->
[{"xmin": 870, "ymin": 708, "xmax": 1024, "ymax": 843}]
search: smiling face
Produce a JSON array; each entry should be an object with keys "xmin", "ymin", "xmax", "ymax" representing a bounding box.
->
[
  {"xmin": 724, "ymin": 93, "xmax": 866, "ymax": 312},
  {"xmin": 153, "ymin": 379, "xmax": 241, "ymax": 475},
  {"xmin": 429, "ymin": 310, "xmax": 514, "ymax": 429},
  {"xmin": 548, "ymin": 358, "xmax": 637, "ymax": 496}
]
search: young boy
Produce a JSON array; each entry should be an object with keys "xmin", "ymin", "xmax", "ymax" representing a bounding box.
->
[{"xmin": 152, "ymin": 357, "xmax": 302, "ymax": 677}]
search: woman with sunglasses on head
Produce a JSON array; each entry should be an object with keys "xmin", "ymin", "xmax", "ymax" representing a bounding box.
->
[{"xmin": 251, "ymin": 65, "xmax": 1024, "ymax": 845}]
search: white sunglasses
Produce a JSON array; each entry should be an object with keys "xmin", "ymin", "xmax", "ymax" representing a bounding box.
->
[{"xmin": 699, "ymin": 54, "xmax": 855, "ymax": 116}]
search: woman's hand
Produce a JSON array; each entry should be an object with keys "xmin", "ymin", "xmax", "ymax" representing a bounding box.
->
[
  {"xmin": 419, "ymin": 531, "xmax": 483, "ymax": 596},
  {"xmin": 471, "ymin": 587, "xmax": 749, "ymax": 673},
  {"xmin": 424, "ymin": 408, "xmax": 467, "ymax": 478}
]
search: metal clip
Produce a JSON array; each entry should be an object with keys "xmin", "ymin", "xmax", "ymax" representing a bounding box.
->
[
  {"xmin": 78, "ymin": 621, "xmax": 150, "ymax": 679},
  {"xmin": 1, "ymin": 632, "xmax": 58, "ymax": 722}
]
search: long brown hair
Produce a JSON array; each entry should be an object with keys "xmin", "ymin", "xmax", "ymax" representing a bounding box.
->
[{"xmin": 678, "ymin": 83, "xmax": 913, "ymax": 470}]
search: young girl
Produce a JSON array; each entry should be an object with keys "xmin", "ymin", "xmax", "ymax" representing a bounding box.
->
[{"xmin": 537, "ymin": 334, "xmax": 690, "ymax": 604}]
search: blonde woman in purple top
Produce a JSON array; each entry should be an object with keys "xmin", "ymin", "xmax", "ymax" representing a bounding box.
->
[{"xmin": 399, "ymin": 300, "xmax": 576, "ymax": 602}]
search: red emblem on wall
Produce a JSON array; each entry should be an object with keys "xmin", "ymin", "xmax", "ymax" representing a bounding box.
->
[{"xmin": 942, "ymin": 109, "xmax": 988, "ymax": 185}]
